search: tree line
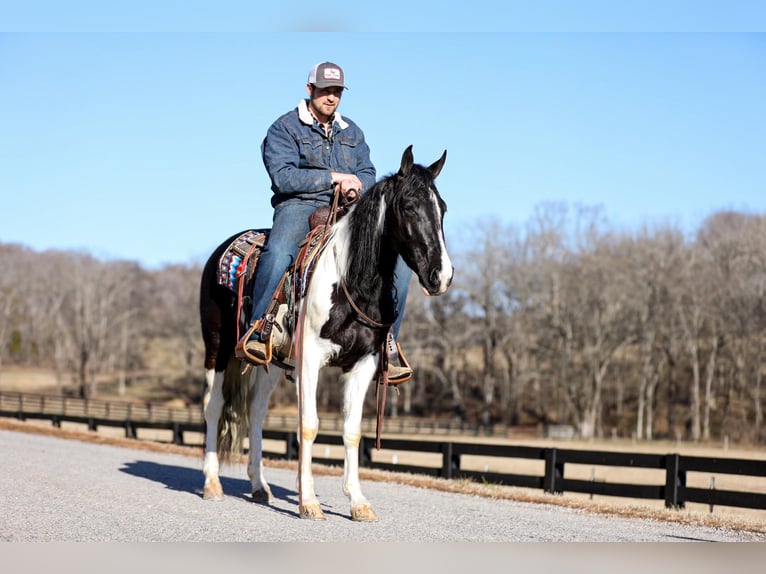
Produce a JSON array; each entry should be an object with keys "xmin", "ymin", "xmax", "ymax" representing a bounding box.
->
[
  {"xmin": 1, "ymin": 204, "xmax": 764, "ymax": 443},
  {"xmin": 403, "ymin": 204, "xmax": 766, "ymax": 444},
  {"xmin": 0, "ymin": 246, "xmax": 201, "ymax": 400}
]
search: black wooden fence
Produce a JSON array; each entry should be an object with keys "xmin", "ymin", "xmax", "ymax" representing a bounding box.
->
[{"xmin": 2, "ymin": 391, "xmax": 765, "ymax": 511}]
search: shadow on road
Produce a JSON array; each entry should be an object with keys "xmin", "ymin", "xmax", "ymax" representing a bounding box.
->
[
  {"xmin": 118, "ymin": 460, "xmax": 297, "ymax": 503},
  {"xmin": 119, "ymin": 460, "xmax": 356, "ymax": 521}
]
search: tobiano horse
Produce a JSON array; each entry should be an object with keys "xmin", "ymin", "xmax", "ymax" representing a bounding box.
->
[{"xmin": 198, "ymin": 146, "xmax": 453, "ymax": 521}]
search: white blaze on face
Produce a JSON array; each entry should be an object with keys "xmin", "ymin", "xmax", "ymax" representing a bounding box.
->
[{"xmin": 431, "ymin": 191, "xmax": 453, "ymax": 295}]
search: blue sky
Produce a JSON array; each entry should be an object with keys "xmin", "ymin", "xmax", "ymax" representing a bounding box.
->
[{"xmin": 1, "ymin": 4, "xmax": 765, "ymax": 268}]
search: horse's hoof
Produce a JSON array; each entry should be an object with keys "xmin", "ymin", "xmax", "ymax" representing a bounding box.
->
[
  {"xmin": 299, "ymin": 502, "xmax": 326, "ymax": 520},
  {"xmin": 351, "ymin": 503, "xmax": 378, "ymax": 522},
  {"xmin": 252, "ymin": 488, "xmax": 273, "ymax": 504},
  {"xmin": 203, "ymin": 480, "xmax": 224, "ymax": 501}
]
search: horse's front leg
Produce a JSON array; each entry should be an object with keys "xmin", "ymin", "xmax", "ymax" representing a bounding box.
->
[
  {"xmin": 296, "ymin": 350, "xmax": 324, "ymax": 519},
  {"xmin": 202, "ymin": 368, "xmax": 225, "ymax": 500},
  {"xmin": 341, "ymin": 356, "xmax": 379, "ymax": 521},
  {"xmin": 248, "ymin": 366, "xmax": 280, "ymax": 503}
]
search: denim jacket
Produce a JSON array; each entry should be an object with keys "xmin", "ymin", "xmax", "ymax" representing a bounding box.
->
[{"xmin": 261, "ymin": 99, "xmax": 376, "ymax": 208}]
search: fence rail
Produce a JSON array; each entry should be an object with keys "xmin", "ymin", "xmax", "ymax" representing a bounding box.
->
[
  {"xmin": 0, "ymin": 391, "xmax": 542, "ymax": 438},
  {"xmin": 2, "ymin": 391, "xmax": 765, "ymax": 511}
]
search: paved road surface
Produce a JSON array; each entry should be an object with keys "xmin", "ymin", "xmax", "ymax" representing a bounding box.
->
[{"xmin": 1, "ymin": 428, "xmax": 764, "ymax": 542}]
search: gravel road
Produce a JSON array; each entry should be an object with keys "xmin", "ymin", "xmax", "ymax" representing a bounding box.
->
[{"xmin": 1, "ymin": 428, "xmax": 764, "ymax": 542}]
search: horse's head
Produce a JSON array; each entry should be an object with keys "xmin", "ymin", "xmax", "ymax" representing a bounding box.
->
[{"xmin": 389, "ymin": 145, "xmax": 454, "ymax": 296}]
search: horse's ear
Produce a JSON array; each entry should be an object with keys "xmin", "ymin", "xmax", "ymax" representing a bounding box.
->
[
  {"xmin": 398, "ymin": 145, "xmax": 414, "ymax": 177},
  {"xmin": 429, "ymin": 150, "xmax": 447, "ymax": 179}
]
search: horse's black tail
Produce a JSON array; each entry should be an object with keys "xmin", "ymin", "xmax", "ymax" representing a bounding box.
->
[{"xmin": 216, "ymin": 357, "xmax": 252, "ymax": 462}]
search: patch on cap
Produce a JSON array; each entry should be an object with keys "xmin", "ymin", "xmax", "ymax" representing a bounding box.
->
[{"xmin": 323, "ymin": 67, "xmax": 341, "ymax": 81}]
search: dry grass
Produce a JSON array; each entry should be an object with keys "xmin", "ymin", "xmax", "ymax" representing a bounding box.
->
[
  {"xmin": 0, "ymin": 366, "xmax": 62, "ymax": 392},
  {"xmin": 2, "ymin": 416, "xmax": 765, "ymax": 536},
  {"xmin": 0, "ymin": 365, "xmax": 200, "ymax": 406}
]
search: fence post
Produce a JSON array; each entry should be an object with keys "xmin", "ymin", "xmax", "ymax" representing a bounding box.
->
[
  {"xmin": 359, "ymin": 437, "xmax": 372, "ymax": 468},
  {"xmin": 285, "ymin": 432, "xmax": 299, "ymax": 461},
  {"xmin": 172, "ymin": 422, "xmax": 183, "ymax": 445},
  {"xmin": 15, "ymin": 392, "xmax": 24, "ymax": 421},
  {"xmin": 544, "ymin": 448, "xmax": 564, "ymax": 494},
  {"xmin": 441, "ymin": 442, "xmax": 460, "ymax": 479},
  {"xmin": 664, "ymin": 453, "xmax": 686, "ymax": 509}
]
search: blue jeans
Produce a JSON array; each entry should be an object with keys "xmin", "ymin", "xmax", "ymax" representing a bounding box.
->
[
  {"xmin": 249, "ymin": 200, "xmax": 411, "ymax": 339},
  {"xmin": 391, "ymin": 256, "xmax": 411, "ymax": 338}
]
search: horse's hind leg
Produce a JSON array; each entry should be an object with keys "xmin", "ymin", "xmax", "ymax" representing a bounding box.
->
[
  {"xmin": 341, "ymin": 356, "xmax": 379, "ymax": 521},
  {"xmin": 202, "ymin": 368, "xmax": 225, "ymax": 500},
  {"xmin": 247, "ymin": 366, "xmax": 280, "ymax": 503}
]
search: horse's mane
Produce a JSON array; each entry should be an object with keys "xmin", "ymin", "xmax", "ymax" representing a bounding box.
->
[
  {"xmin": 340, "ymin": 173, "xmax": 401, "ymax": 321},
  {"xmin": 345, "ymin": 176, "xmax": 394, "ymax": 284}
]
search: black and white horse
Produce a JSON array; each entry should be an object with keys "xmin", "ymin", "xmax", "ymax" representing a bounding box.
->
[{"xmin": 199, "ymin": 146, "xmax": 453, "ymax": 520}]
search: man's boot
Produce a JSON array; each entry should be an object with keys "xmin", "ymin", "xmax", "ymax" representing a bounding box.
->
[
  {"xmin": 236, "ymin": 304, "xmax": 293, "ymax": 368},
  {"xmin": 270, "ymin": 304, "xmax": 295, "ymax": 368},
  {"xmin": 236, "ymin": 320, "xmax": 272, "ymax": 366}
]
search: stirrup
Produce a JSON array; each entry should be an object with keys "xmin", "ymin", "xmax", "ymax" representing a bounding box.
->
[
  {"xmin": 235, "ymin": 321, "xmax": 272, "ymax": 367},
  {"xmin": 386, "ymin": 337, "xmax": 412, "ymax": 385}
]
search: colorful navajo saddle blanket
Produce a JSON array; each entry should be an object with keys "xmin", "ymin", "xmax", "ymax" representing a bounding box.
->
[{"xmin": 216, "ymin": 229, "xmax": 270, "ymax": 291}]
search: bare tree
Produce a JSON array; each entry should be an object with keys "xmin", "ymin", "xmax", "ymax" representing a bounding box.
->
[
  {"xmin": 0, "ymin": 249, "xmax": 22, "ymax": 380},
  {"xmin": 699, "ymin": 212, "xmax": 766, "ymax": 442},
  {"xmin": 630, "ymin": 224, "xmax": 685, "ymax": 439},
  {"xmin": 147, "ymin": 263, "xmax": 204, "ymax": 377},
  {"xmin": 458, "ymin": 218, "xmax": 516, "ymax": 426},
  {"xmin": 0, "ymin": 245, "xmax": 32, "ymax": 377},
  {"xmin": 522, "ymin": 202, "xmax": 573, "ymax": 425},
  {"xmin": 60, "ymin": 254, "xmax": 141, "ymax": 398},
  {"xmin": 401, "ymin": 282, "xmax": 471, "ymax": 418},
  {"xmin": 672, "ymin": 242, "xmax": 714, "ymax": 441}
]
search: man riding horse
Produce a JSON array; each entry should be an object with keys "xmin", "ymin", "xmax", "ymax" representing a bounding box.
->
[{"xmin": 237, "ymin": 61, "xmax": 412, "ymax": 382}]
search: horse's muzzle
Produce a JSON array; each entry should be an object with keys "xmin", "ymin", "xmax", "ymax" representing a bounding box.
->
[{"xmin": 423, "ymin": 265, "xmax": 453, "ymax": 296}]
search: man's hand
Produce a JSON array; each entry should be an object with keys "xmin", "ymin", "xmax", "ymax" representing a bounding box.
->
[{"xmin": 331, "ymin": 172, "xmax": 362, "ymax": 203}]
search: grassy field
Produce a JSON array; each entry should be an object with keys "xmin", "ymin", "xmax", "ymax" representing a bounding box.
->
[{"xmin": 0, "ymin": 365, "xmax": 201, "ymax": 406}]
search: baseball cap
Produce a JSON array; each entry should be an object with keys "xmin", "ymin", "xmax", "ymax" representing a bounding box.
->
[{"xmin": 307, "ymin": 62, "xmax": 347, "ymax": 89}]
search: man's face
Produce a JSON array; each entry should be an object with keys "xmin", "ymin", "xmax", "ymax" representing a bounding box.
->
[{"xmin": 307, "ymin": 84, "xmax": 343, "ymax": 121}]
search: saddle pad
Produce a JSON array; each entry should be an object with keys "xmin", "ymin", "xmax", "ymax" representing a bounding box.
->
[{"xmin": 217, "ymin": 229, "xmax": 269, "ymax": 291}]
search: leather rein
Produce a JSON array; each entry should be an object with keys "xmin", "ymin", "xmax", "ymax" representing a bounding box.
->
[{"xmin": 337, "ymin": 257, "xmax": 394, "ymax": 330}]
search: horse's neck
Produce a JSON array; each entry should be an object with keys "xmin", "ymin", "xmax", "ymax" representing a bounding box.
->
[{"xmin": 330, "ymin": 204, "xmax": 397, "ymax": 321}]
